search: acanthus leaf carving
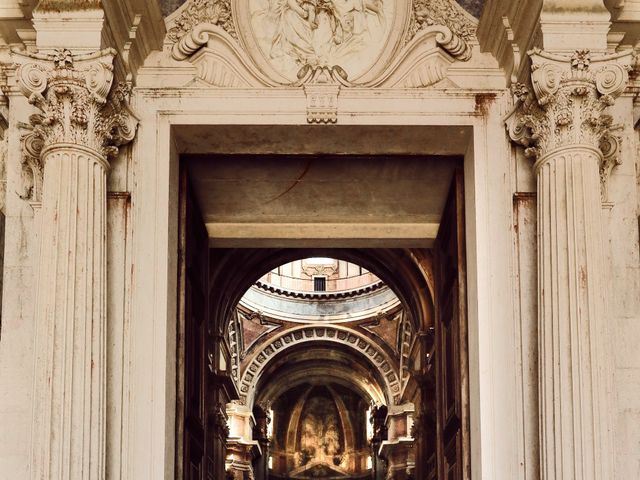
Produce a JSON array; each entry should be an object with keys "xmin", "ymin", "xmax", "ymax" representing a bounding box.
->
[
  {"xmin": 14, "ymin": 48, "xmax": 139, "ymax": 163},
  {"xmin": 408, "ymin": 0, "xmax": 476, "ymax": 50},
  {"xmin": 167, "ymin": 0, "xmax": 237, "ymax": 44},
  {"xmin": 505, "ymin": 48, "xmax": 633, "ymax": 203},
  {"xmin": 599, "ymin": 127, "xmax": 623, "ymax": 205}
]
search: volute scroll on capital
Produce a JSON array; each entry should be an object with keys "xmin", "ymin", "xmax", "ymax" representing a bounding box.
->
[
  {"xmin": 505, "ymin": 48, "xmax": 634, "ymax": 203},
  {"xmin": 13, "ymin": 48, "xmax": 139, "ymax": 166}
]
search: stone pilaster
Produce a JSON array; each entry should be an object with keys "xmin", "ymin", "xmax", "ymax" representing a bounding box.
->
[
  {"xmin": 226, "ymin": 402, "xmax": 259, "ymax": 480},
  {"xmin": 379, "ymin": 404, "xmax": 415, "ymax": 480},
  {"xmin": 14, "ymin": 48, "xmax": 137, "ymax": 479},
  {"xmin": 506, "ymin": 48, "xmax": 632, "ymax": 480}
]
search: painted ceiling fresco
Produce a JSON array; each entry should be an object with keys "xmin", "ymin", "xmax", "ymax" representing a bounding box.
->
[
  {"xmin": 160, "ymin": 0, "xmax": 484, "ymax": 19},
  {"xmin": 270, "ymin": 384, "xmax": 370, "ymax": 479}
]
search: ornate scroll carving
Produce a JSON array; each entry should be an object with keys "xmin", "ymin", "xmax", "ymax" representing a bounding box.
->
[
  {"xmin": 505, "ymin": 49, "xmax": 633, "ymax": 202},
  {"xmin": 599, "ymin": 128, "xmax": 623, "ymax": 205},
  {"xmin": 14, "ymin": 48, "xmax": 138, "ymax": 162},
  {"xmin": 238, "ymin": 325, "xmax": 401, "ymax": 406},
  {"xmin": 168, "ymin": 0, "xmax": 473, "ymax": 88},
  {"xmin": 18, "ymin": 129, "xmax": 44, "ymax": 204},
  {"xmin": 408, "ymin": 0, "xmax": 476, "ymax": 49},
  {"xmin": 167, "ymin": 0, "xmax": 237, "ymax": 43}
]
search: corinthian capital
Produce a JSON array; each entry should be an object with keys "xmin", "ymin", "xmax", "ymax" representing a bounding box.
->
[
  {"xmin": 507, "ymin": 49, "xmax": 632, "ymax": 159},
  {"xmin": 506, "ymin": 49, "xmax": 633, "ymax": 201},
  {"xmin": 14, "ymin": 48, "xmax": 138, "ymax": 162}
]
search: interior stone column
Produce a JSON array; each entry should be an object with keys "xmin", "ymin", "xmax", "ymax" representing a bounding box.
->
[
  {"xmin": 14, "ymin": 48, "xmax": 137, "ymax": 479},
  {"xmin": 507, "ymin": 49, "xmax": 631, "ymax": 480}
]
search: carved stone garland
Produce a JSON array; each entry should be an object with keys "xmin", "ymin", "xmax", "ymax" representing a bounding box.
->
[
  {"xmin": 506, "ymin": 48, "xmax": 631, "ymax": 480},
  {"xmin": 239, "ymin": 325, "xmax": 401, "ymax": 406},
  {"xmin": 14, "ymin": 48, "xmax": 137, "ymax": 480}
]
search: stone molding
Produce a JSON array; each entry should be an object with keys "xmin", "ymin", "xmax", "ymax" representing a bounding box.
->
[
  {"xmin": 506, "ymin": 48, "xmax": 633, "ymax": 202},
  {"xmin": 14, "ymin": 48, "xmax": 138, "ymax": 161},
  {"xmin": 238, "ymin": 325, "xmax": 401, "ymax": 406}
]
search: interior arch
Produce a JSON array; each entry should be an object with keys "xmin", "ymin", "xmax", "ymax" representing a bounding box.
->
[
  {"xmin": 238, "ymin": 326, "xmax": 401, "ymax": 407},
  {"xmin": 209, "ymin": 248, "xmax": 435, "ymax": 336}
]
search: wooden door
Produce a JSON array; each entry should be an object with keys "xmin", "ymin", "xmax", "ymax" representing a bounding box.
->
[
  {"xmin": 177, "ymin": 166, "xmax": 210, "ymax": 480},
  {"xmin": 434, "ymin": 169, "xmax": 470, "ymax": 480}
]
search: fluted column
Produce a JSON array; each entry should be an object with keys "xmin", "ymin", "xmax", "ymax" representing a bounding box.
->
[
  {"xmin": 507, "ymin": 48, "xmax": 632, "ymax": 480},
  {"xmin": 14, "ymin": 48, "xmax": 137, "ymax": 479}
]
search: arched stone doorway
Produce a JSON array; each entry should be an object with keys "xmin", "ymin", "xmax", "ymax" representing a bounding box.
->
[{"xmin": 176, "ymin": 160, "xmax": 470, "ymax": 479}]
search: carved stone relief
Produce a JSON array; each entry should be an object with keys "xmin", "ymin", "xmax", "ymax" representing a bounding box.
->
[
  {"xmin": 248, "ymin": 0, "xmax": 394, "ymax": 82},
  {"xmin": 166, "ymin": 0, "xmax": 477, "ymax": 90},
  {"xmin": 167, "ymin": 0, "xmax": 238, "ymax": 42},
  {"xmin": 505, "ymin": 49, "xmax": 632, "ymax": 203},
  {"xmin": 407, "ymin": 0, "xmax": 476, "ymax": 46},
  {"xmin": 18, "ymin": 129, "xmax": 44, "ymax": 205},
  {"xmin": 14, "ymin": 49, "xmax": 138, "ymax": 161},
  {"xmin": 11, "ymin": 48, "xmax": 139, "ymax": 203},
  {"xmin": 299, "ymin": 66, "xmax": 345, "ymax": 123}
]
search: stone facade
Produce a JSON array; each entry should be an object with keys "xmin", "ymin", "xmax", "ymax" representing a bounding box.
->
[{"xmin": 0, "ymin": 0, "xmax": 638, "ymax": 479}]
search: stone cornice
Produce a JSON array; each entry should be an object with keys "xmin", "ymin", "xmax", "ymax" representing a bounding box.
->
[
  {"xmin": 505, "ymin": 48, "xmax": 633, "ymax": 202},
  {"xmin": 99, "ymin": 0, "xmax": 165, "ymax": 83},
  {"xmin": 14, "ymin": 48, "xmax": 138, "ymax": 161}
]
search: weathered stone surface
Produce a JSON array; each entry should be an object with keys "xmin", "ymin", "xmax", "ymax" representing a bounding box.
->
[{"xmin": 0, "ymin": 2, "xmax": 638, "ymax": 480}]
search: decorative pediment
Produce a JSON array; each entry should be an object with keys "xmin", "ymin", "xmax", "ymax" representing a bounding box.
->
[{"xmin": 165, "ymin": 0, "xmax": 477, "ymax": 88}]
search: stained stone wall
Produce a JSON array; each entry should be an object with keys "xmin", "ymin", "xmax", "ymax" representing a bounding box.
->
[{"xmin": 0, "ymin": 1, "xmax": 639, "ymax": 480}]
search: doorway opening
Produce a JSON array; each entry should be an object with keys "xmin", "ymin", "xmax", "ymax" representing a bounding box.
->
[{"xmin": 176, "ymin": 154, "xmax": 469, "ymax": 480}]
